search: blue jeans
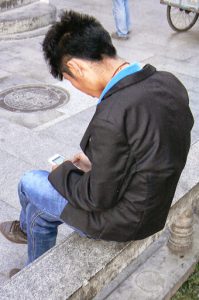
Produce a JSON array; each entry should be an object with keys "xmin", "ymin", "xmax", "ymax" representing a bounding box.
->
[
  {"xmin": 19, "ymin": 170, "xmax": 80, "ymax": 265},
  {"xmin": 112, "ymin": 0, "xmax": 132, "ymax": 36}
]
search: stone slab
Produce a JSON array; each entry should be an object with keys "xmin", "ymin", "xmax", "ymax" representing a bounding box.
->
[
  {"xmin": 0, "ymin": 118, "xmax": 78, "ymax": 168},
  {"xmin": 173, "ymin": 141, "xmax": 199, "ymax": 203},
  {"xmin": 54, "ymin": 81, "xmax": 97, "ymax": 118},
  {"xmin": 39, "ymin": 105, "xmax": 95, "ymax": 145},
  {"xmin": 0, "ymin": 105, "xmax": 65, "ymax": 128},
  {"xmin": 0, "ymin": 24, "xmax": 51, "ymax": 40},
  {"xmin": 0, "ymin": 42, "xmax": 56, "ymax": 84},
  {"xmin": 142, "ymin": 55, "xmax": 199, "ymax": 79},
  {"xmin": 0, "ymin": 74, "xmax": 53, "ymax": 92},
  {"xmin": 0, "ymin": 0, "xmax": 37, "ymax": 12},
  {"xmin": 116, "ymin": 44, "xmax": 154, "ymax": 64},
  {"xmin": 0, "ymin": 2, "xmax": 56, "ymax": 35},
  {"xmin": 0, "ymin": 199, "xmax": 27, "ymax": 286},
  {"xmin": 0, "ymin": 233, "xmax": 155, "ymax": 300},
  {"xmin": 0, "ymin": 148, "xmax": 36, "ymax": 210},
  {"xmin": 103, "ymin": 215, "xmax": 199, "ymax": 300},
  {"xmin": 174, "ymin": 72, "xmax": 199, "ymax": 93},
  {"xmin": 188, "ymin": 89, "xmax": 199, "ymax": 114},
  {"xmin": 0, "ymin": 119, "xmax": 79, "ymax": 209},
  {"xmin": 0, "ymin": 69, "xmax": 10, "ymax": 79},
  {"xmin": 0, "ymin": 104, "xmax": 95, "ymax": 210},
  {"xmin": 94, "ymin": 230, "xmax": 169, "ymax": 300}
]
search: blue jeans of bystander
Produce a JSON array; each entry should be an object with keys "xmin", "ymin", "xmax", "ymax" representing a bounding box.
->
[{"xmin": 112, "ymin": 0, "xmax": 132, "ymax": 36}]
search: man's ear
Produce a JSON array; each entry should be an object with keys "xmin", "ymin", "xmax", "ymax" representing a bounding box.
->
[{"xmin": 67, "ymin": 59, "xmax": 84, "ymax": 78}]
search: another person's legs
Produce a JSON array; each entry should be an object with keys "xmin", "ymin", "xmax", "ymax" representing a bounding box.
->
[
  {"xmin": 124, "ymin": 0, "xmax": 132, "ymax": 33},
  {"xmin": 112, "ymin": 0, "xmax": 131, "ymax": 39}
]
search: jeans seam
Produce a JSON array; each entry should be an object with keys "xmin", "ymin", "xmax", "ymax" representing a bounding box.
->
[{"xmin": 30, "ymin": 211, "xmax": 44, "ymax": 262}]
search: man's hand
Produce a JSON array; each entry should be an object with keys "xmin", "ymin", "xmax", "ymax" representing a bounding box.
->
[
  {"xmin": 71, "ymin": 152, "xmax": 92, "ymax": 173},
  {"xmin": 51, "ymin": 164, "xmax": 58, "ymax": 171},
  {"xmin": 51, "ymin": 153, "xmax": 91, "ymax": 173}
]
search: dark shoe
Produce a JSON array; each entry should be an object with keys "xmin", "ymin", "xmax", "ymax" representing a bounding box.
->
[
  {"xmin": 9, "ymin": 268, "xmax": 21, "ymax": 278},
  {"xmin": 111, "ymin": 32, "xmax": 129, "ymax": 40},
  {"xmin": 0, "ymin": 221, "xmax": 27, "ymax": 244}
]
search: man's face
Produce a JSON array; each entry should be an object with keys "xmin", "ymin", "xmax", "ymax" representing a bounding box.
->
[
  {"xmin": 62, "ymin": 58, "xmax": 103, "ymax": 98},
  {"xmin": 62, "ymin": 73, "xmax": 95, "ymax": 97}
]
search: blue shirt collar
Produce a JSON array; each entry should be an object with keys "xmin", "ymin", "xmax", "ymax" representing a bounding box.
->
[{"xmin": 98, "ymin": 62, "xmax": 142, "ymax": 104}]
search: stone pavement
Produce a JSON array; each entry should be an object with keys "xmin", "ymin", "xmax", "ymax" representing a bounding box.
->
[{"xmin": 0, "ymin": 0, "xmax": 199, "ymax": 290}]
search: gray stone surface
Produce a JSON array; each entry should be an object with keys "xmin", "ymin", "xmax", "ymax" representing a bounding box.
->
[
  {"xmin": 0, "ymin": 233, "xmax": 155, "ymax": 299},
  {"xmin": 0, "ymin": 2, "xmax": 56, "ymax": 35},
  {"xmin": 0, "ymin": 118, "xmax": 85, "ymax": 209},
  {"xmin": 0, "ymin": 106, "xmax": 65, "ymax": 128},
  {"xmin": 0, "ymin": 69, "xmax": 10, "ymax": 79},
  {"xmin": 100, "ymin": 214, "xmax": 199, "ymax": 300},
  {"xmin": 0, "ymin": 199, "xmax": 27, "ymax": 286},
  {"xmin": 142, "ymin": 55, "xmax": 199, "ymax": 79},
  {"xmin": 173, "ymin": 141, "xmax": 199, "ymax": 203},
  {"xmin": 0, "ymin": 0, "xmax": 37, "ymax": 12},
  {"xmin": 0, "ymin": 148, "xmax": 35, "ymax": 210},
  {"xmin": 40, "ymin": 105, "xmax": 96, "ymax": 144},
  {"xmin": 94, "ymin": 230, "xmax": 169, "ymax": 300}
]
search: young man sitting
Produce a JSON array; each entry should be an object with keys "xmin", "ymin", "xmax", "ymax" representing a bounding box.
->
[{"xmin": 0, "ymin": 10, "xmax": 194, "ymax": 276}]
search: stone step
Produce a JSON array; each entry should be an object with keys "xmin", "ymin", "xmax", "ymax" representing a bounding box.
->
[
  {"xmin": 0, "ymin": 23, "xmax": 51, "ymax": 40},
  {"xmin": 0, "ymin": 0, "xmax": 37, "ymax": 12},
  {"xmin": 0, "ymin": 2, "xmax": 56, "ymax": 36},
  {"xmin": 96, "ymin": 214, "xmax": 199, "ymax": 300}
]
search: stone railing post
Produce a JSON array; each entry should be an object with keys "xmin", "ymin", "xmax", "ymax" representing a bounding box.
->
[
  {"xmin": 193, "ymin": 197, "xmax": 199, "ymax": 216},
  {"xmin": 167, "ymin": 208, "xmax": 193, "ymax": 255}
]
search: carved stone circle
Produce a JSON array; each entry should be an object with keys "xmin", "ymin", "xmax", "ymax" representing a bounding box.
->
[
  {"xmin": 0, "ymin": 84, "xmax": 69, "ymax": 112},
  {"xmin": 135, "ymin": 270, "xmax": 165, "ymax": 293}
]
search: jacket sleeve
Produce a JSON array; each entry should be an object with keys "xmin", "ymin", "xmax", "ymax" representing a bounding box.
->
[{"xmin": 48, "ymin": 118, "xmax": 130, "ymax": 211}]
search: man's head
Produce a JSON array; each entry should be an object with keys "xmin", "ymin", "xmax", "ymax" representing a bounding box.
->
[{"xmin": 42, "ymin": 10, "xmax": 117, "ymax": 97}]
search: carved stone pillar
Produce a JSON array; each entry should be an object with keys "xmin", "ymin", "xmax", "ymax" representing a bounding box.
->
[
  {"xmin": 167, "ymin": 208, "xmax": 193, "ymax": 254},
  {"xmin": 193, "ymin": 197, "xmax": 199, "ymax": 216}
]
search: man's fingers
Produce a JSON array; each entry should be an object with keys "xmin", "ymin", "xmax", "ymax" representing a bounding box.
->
[
  {"xmin": 52, "ymin": 164, "xmax": 58, "ymax": 171},
  {"xmin": 71, "ymin": 157, "xmax": 80, "ymax": 164},
  {"xmin": 71, "ymin": 153, "xmax": 82, "ymax": 163}
]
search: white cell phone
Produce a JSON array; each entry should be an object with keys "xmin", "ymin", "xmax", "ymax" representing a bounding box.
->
[{"xmin": 48, "ymin": 154, "xmax": 65, "ymax": 166}]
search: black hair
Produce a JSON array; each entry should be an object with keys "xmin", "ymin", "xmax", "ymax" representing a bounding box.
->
[{"xmin": 42, "ymin": 10, "xmax": 117, "ymax": 80}]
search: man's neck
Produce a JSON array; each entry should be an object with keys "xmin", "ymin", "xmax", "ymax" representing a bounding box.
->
[{"xmin": 97, "ymin": 57, "xmax": 129, "ymax": 95}]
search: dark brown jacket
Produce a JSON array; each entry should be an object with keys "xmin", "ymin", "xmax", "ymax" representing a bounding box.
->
[{"xmin": 48, "ymin": 64, "xmax": 194, "ymax": 242}]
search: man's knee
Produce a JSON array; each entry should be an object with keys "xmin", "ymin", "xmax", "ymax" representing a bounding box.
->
[
  {"xmin": 19, "ymin": 170, "xmax": 40, "ymax": 194},
  {"xmin": 19, "ymin": 170, "xmax": 50, "ymax": 198}
]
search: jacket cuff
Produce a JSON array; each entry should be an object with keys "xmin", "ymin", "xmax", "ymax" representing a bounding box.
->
[{"xmin": 48, "ymin": 160, "xmax": 84, "ymax": 200}]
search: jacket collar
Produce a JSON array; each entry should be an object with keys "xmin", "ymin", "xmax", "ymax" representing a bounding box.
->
[
  {"xmin": 102, "ymin": 64, "xmax": 156, "ymax": 101},
  {"xmin": 80, "ymin": 64, "xmax": 157, "ymax": 152},
  {"xmin": 98, "ymin": 62, "xmax": 142, "ymax": 104}
]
